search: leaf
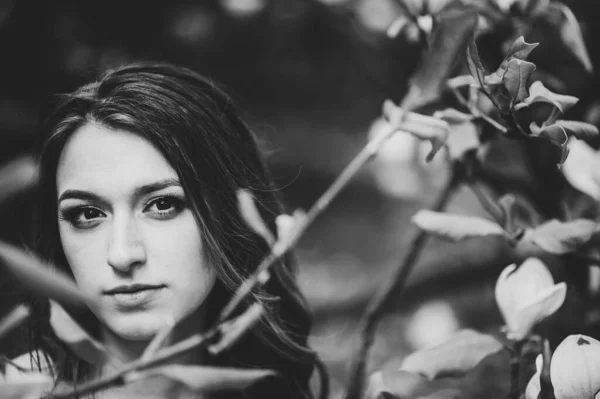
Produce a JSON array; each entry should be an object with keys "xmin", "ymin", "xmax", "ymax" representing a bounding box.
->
[
  {"xmin": 522, "ymin": 219, "xmax": 599, "ymax": 254},
  {"xmin": 401, "ymin": 6, "xmax": 479, "ymax": 111},
  {"xmin": 382, "ymin": 100, "xmax": 450, "ymax": 162},
  {"xmin": 386, "ymin": 15, "xmax": 411, "ymax": 39},
  {"xmin": 400, "ymin": 329, "xmax": 504, "ymax": 380},
  {"xmin": 499, "ymin": 36, "xmax": 539, "ymax": 72},
  {"xmin": 126, "ymin": 365, "xmax": 275, "ymax": 393},
  {"xmin": 0, "ymin": 241, "xmax": 94, "ymax": 307},
  {"xmin": 49, "ymin": 300, "xmax": 108, "ymax": 367},
  {"xmin": 552, "ymin": 3, "xmax": 593, "ymax": 73},
  {"xmin": 562, "ymin": 137, "xmax": 600, "ymax": 200},
  {"xmin": 374, "ymin": 350, "xmax": 516, "ymax": 399},
  {"xmin": 446, "ymin": 75, "xmax": 476, "ymax": 89},
  {"xmin": 520, "ymin": 81, "xmax": 578, "ymax": 114},
  {"xmin": 487, "ymin": 81, "xmax": 513, "ymax": 114},
  {"xmin": 529, "ymin": 123, "xmax": 569, "ymax": 166},
  {"xmin": 237, "ymin": 189, "xmax": 275, "ymax": 246},
  {"xmin": 466, "ymin": 38, "xmax": 486, "ymax": 89},
  {"xmin": 0, "ymin": 304, "xmax": 30, "ymax": 342},
  {"xmin": 519, "ymin": 0, "xmax": 550, "ymax": 16},
  {"xmin": 411, "ymin": 210, "xmax": 505, "ymax": 241},
  {"xmin": 554, "ymin": 120, "xmax": 599, "ymax": 142},
  {"xmin": 498, "ymin": 194, "xmax": 517, "ymax": 232},
  {"xmin": 502, "ymin": 59, "xmax": 536, "ymax": 102},
  {"xmin": 433, "ymin": 108, "xmax": 474, "ymax": 124},
  {"xmin": 0, "ymin": 372, "xmax": 53, "ymax": 399},
  {"xmin": 444, "ymin": 121, "xmax": 480, "ymax": 160}
]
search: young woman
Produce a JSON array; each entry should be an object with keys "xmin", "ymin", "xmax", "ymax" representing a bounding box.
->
[{"xmin": 20, "ymin": 62, "xmax": 325, "ymax": 398}]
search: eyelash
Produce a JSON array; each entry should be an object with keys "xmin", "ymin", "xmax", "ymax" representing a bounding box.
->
[{"xmin": 58, "ymin": 195, "xmax": 187, "ymax": 229}]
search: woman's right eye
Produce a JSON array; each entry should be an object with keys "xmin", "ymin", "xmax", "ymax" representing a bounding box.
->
[{"xmin": 59, "ymin": 207, "xmax": 106, "ymax": 229}]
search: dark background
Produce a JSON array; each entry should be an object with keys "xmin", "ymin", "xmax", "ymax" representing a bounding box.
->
[{"xmin": 1, "ymin": 1, "xmax": 599, "ymax": 397}]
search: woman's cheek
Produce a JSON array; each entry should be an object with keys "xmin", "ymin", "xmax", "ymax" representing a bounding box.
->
[{"xmin": 59, "ymin": 225, "xmax": 108, "ymax": 293}]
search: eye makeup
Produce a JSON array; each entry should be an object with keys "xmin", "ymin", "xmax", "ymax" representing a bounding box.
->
[{"xmin": 58, "ymin": 193, "xmax": 188, "ymax": 229}]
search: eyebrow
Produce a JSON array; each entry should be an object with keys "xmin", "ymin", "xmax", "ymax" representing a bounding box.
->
[{"xmin": 57, "ymin": 178, "xmax": 182, "ymax": 204}]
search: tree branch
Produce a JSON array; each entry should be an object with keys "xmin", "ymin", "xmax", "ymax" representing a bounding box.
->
[{"xmin": 343, "ymin": 161, "xmax": 464, "ymax": 399}]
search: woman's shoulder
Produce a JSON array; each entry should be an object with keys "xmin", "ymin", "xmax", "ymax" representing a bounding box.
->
[{"xmin": 5, "ymin": 350, "xmax": 54, "ymax": 377}]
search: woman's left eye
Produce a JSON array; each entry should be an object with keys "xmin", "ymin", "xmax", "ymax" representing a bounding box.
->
[{"xmin": 145, "ymin": 196, "xmax": 186, "ymax": 218}]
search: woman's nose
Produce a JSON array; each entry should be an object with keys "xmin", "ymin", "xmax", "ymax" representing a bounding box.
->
[{"xmin": 107, "ymin": 216, "xmax": 146, "ymax": 272}]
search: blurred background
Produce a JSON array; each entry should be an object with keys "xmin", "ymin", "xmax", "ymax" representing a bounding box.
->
[{"xmin": 1, "ymin": 0, "xmax": 599, "ymax": 397}]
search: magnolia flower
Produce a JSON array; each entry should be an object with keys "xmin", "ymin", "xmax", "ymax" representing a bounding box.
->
[
  {"xmin": 525, "ymin": 354, "xmax": 542, "ymax": 399},
  {"xmin": 495, "ymin": 258, "xmax": 567, "ymax": 340},
  {"xmin": 551, "ymin": 334, "xmax": 600, "ymax": 399},
  {"xmin": 562, "ymin": 137, "xmax": 600, "ymax": 200}
]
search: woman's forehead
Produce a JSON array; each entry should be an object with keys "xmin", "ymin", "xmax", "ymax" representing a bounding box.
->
[{"xmin": 56, "ymin": 122, "xmax": 179, "ymax": 198}]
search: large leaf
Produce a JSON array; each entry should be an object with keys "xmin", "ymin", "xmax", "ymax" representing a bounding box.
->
[
  {"xmin": 522, "ymin": 219, "xmax": 599, "ymax": 254},
  {"xmin": 49, "ymin": 301, "xmax": 108, "ymax": 367},
  {"xmin": 411, "ymin": 210, "xmax": 505, "ymax": 241},
  {"xmin": 554, "ymin": 120, "xmax": 599, "ymax": 142},
  {"xmin": 0, "ymin": 372, "xmax": 53, "ymax": 399},
  {"xmin": 126, "ymin": 365, "xmax": 275, "ymax": 393},
  {"xmin": 367, "ymin": 350, "xmax": 518, "ymax": 399},
  {"xmin": 519, "ymin": 81, "xmax": 578, "ymax": 114},
  {"xmin": 401, "ymin": 6, "xmax": 479, "ymax": 110},
  {"xmin": 502, "ymin": 59, "xmax": 536, "ymax": 102},
  {"xmin": 0, "ymin": 304, "xmax": 30, "ymax": 342},
  {"xmin": 400, "ymin": 329, "xmax": 504, "ymax": 379},
  {"xmin": 0, "ymin": 241, "xmax": 93, "ymax": 306},
  {"xmin": 551, "ymin": 3, "xmax": 593, "ymax": 73}
]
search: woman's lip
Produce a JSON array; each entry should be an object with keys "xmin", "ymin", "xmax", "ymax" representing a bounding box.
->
[
  {"xmin": 104, "ymin": 284, "xmax": 165, "ymax": 295},
  {"xmin": 106, "ymin": 286, "xmax": 165, "ymax": 309}
]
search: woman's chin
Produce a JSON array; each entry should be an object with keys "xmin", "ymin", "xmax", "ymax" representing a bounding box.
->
[{"xmin": 103, "ymin": 313, "xmax": 167, "ymax": 341}]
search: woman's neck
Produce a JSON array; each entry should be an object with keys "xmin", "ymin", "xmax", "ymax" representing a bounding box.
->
[{"xmin": 96, "ymin": 306, "xmax": 208, "ymax": 398}]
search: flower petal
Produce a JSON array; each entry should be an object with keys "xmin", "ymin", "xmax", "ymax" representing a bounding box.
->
[
  {"xmin": 562, "ymin": 137, "xmax": 600, "ymax": 200},
  {"xmin": 525, "ymin": 355, "xmax": 542, "ymax": 399},
  {"xmin": 551, "ymin": 335, "xmax": 600, "ymax": 399},
  {"xmin": 495, "ymin": 258, "xmax": 556, "ymax": 333},
  {"xmin": 510, "ymin": 282, "xmax": 566, "ymax": 340},
  {"xmin": 495, "ymin": 263, "xmax": 518, "ymax": 328}
]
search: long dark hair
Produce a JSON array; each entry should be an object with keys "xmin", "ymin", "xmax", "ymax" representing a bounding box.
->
[{"xmin": 26, "ymin": 62, "xmax": 325, "ymax": 399}]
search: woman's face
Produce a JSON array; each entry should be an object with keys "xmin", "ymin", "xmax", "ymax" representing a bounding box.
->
[{"xmin": 56, "ymin": 122, "xmax": 216, "ymax": 341}]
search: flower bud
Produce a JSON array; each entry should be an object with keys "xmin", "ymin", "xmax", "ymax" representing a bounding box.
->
[
  {"xmin": 551, "ymin": 334, "xmax": 600, "ymax": 399},
  {"xmin": 495, "ymin": 258, "xmax": 566, "ymax": 340}
]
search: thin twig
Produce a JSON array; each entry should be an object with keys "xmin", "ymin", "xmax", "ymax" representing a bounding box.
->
[
  {"xmin": 509, "ymin": 340, "xmax": 524, "ymax": 399},
  {"xmin": 47, "ymin": 331, "xmax": 217, "ymax": 399},
  {"xmin": 451, "ymin": 87, "xmax": 507, "ymax": 133},
  {"xmin": 343, "ymin": 161, "xmax": 463, "ymax": 399},
  {"xmin": 467, "ymin": 179, "xmax": 506, "ymax": 226},
  {"xmin": 539, "ymin": 338, "xmax": 555, "ymax": 399}
]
